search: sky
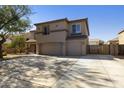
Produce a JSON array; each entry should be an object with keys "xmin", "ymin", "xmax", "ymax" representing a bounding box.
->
[{"xmin": 29, "ymin": 5, "xmax": 124, "ymax": 41}]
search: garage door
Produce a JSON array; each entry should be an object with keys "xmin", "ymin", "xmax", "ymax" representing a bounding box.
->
[
  {"xmin": 41, "ymin": 43, "xmax": 62, "ymax": 56},
  {"xmin": 67, "ymin": 41, "xmax": 82, "ymax": 56}
]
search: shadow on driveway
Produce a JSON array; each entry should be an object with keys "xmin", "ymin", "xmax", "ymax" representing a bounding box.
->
[
  {"xmin": 0, "ymin": 55, "xmax": 117, "ymax": 88},
  {"xmin": 53, "ymin": 63, "xmax": 115, "ymax": 88},
  {"xmin": 0, "ymin": 56, "xmax": 76, "ymax": 88}
]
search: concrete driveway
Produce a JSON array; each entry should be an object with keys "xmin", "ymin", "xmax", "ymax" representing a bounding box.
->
[
  {"xmin": 54, "ymin": 55, "xmax": 124, "ymax": 88},
  {"xmin": 0, "ymin": 55, "xmax": 124, "ymax": 88}
]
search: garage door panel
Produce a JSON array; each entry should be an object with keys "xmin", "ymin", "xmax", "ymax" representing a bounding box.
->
[
  {"xmin": 41, "ymin": 43, "xmax": 62, "ymax": 56},
  {"xmin": 67, "ymin": 42, "xmax": 82, "ymax": 56}
]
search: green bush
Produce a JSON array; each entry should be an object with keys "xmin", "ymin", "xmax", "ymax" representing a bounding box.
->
[
  {"xmin": 11, "ymin": 35, "xmax": 26, "ymax": 53},
  {"xmin": 2, "ymin": 35, "xmax": 26, "ymax": 54}
]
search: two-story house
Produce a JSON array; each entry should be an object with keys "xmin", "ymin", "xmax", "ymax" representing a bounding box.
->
[
  {"xmin": 118, "ymin": 30, "xmax": 124, "ymax": 45},
  {"xmin": 89, "ymin": 38, "xmax": 104, "ymax": 45},
  {"xmin": 34, "ymin": 18, "xmax": 89, "ymax": 56},
  {"xmin": 108, "ymin": 30, "xmax": 124, "ymax": 45}
]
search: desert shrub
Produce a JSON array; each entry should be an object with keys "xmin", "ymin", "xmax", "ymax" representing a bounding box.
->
[
  {"xmin": 11, "ymin": 35, "xmax": 26, "ymax": 53},
  {"xmin": 3, "ymin": 35, "xmax": 26, "ymax": 54}
]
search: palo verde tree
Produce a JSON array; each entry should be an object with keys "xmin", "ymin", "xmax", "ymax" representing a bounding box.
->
[{"xmin": 0, "ymin": 5, "xmax": 32, "ymax": 59}]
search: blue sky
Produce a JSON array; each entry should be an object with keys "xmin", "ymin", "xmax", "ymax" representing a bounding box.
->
[{"xmin": 29, "ymin": 5, "xmax": 124, "ymax": 41}]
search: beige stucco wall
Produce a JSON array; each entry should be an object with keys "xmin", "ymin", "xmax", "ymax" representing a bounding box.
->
[
  {"xmin": 35, "ymin": 31, "xmax": 67, "ymax": 43},
  {"xmin": 85, "ymin": 38, "xmax": 89, "ymax": 45},
  {"xmin": 49, "ymin": 21, "xmax": 68, "ymax": 31},
  {"xmin": 119, "ymin": 32, "xmax": 124, "ymax": 44},
  {"xmin": 24, "ymin": 31, "xmax": 35, "ymax": 39},
  {"xmin": 36, "ymin": 20, "xmax": 68, "ymax": 32}
]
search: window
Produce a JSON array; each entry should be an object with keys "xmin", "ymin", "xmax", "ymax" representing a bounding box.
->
[
  {"xmin": 43, "ymin": 26, "xmax": 49, "ymax": 35},
  {"xmin": 72, "ymin": 24, "xmax": 81, "ymax": 34}
]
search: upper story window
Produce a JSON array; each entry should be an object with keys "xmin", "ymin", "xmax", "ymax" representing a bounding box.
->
[
  {"xmin": 72, "ymin": 24, "xmax": 81, "ymax": 34},
  {"xmin": 43, "ymin": 26, "xmax": 49, "ymax": 35}
]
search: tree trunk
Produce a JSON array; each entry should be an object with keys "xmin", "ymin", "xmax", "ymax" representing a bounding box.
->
[
  {"xmin": 0, "ymin": 44, "xmax": 3, "ymax": 59},
  {"xmin": 0, "ymin": 36, "xmax": 6, "ymax": 59}
]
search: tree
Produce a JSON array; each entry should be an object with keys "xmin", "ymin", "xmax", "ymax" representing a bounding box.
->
[
  {"xmin": 11, "ymin": 35, "xmax": 26, "ymax": 53},
  {"xmin": 0, "ymin": 5, "xmax": 31, "ymax": 59}
]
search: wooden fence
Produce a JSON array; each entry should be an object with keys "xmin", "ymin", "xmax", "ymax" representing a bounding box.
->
[
  {"xmin": 87, "ymin": 44, "xmax": 124, "ymax": 56},
  {"xmin": 118, "ymin": 45, "xmax": 124, "ymax": 55}
]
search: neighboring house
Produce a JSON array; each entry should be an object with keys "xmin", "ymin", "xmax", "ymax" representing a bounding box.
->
[
  {"xmin": 107, "ymin": 37, "xmax": 119, "ymax": 45},
  {"xmin": 118, "ymin": 30, "xmax": 124, "ymax": 45},
  {"xmin": 107, "ymin": 30, "xmax": 124, "ymax": 45},
  {"xmin": 3, "ymin": 31, "xmax": 36, "ymax": 54},
  {"xmin": 107, "ymin": 30, "xmax": 124, "ymax": 55},
  {"xmin": 24, "ymin": 30, "xmax": 36, "ymax": 53},
  {"xmin": 89, "ymin": 38, "xmax": 104, "ymax": 45},
  {"xmin": 34, "ymin": 18, "xmax": 90, "ymax": 56}
]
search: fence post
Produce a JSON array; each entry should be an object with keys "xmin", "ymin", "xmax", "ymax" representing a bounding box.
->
[
  {"xmin": 115, "ymin": 44, "xmax": 119, "ymax": 56},
  {"xmin": 110, "ymin": 44, "xmax": 114, "ymax": 55}
]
